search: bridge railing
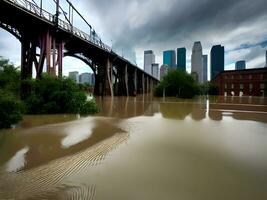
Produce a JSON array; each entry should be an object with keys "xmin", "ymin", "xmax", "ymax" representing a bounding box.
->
[{"xmin": 6, "ymin": 0, "xmax": 111, "ymax": 52}]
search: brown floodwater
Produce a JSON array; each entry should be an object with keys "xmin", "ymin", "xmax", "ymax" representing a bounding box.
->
[{"xmin": 0, "ymin": 96, "xmax": 267, "ymax": 200}]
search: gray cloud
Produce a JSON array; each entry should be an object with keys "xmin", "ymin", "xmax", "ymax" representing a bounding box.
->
[
  {"xmin": 0, "ymin": 0, "xmax": 266, "ymax": 73},
  {"xmin": 81, "ymin": 0, "xmax": 267, "ymax": 68}
]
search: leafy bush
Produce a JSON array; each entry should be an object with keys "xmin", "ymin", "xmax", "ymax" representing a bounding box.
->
[
  {"xmin": 24, "ymin": 74, "xmax": 99, "ymax": 115},
  {"xmin": 80, "ymin": 100, "xmax": 100, "ymax": 115},
  {"xmin": 154, "ymin": 70, "xmax": 199, "ymax": 98},
  {"xmin": 0, "ymin": 57, "xmax": 20, "ymax": 97},
  {"xmin": 0, "ymin": 91, "xmax": 23, "ymax": 129}
]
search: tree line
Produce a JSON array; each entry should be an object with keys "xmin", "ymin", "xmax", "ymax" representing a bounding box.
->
[{"xmin": 0, "ymin": 57, "xmax": 99, "ymax": 129}]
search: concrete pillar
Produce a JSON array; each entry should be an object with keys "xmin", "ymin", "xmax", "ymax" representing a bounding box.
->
[
  {"xmin": 146, "ymin": 76, "xmax": 149, "ymax": 93},
  {"xmin": 125, "ymin": 64, "xmax": 129, "ymax": 96},
  {"xmin": 106, "ymin": 58, "xmax": 114, "ymax": 97},
  {"xmin": 142, "ymin": 73, "xmax": 145, "ymax": 94},
  {"xmin": 134, "ymin": 68, "xmax": 137, "ymax": 95}
]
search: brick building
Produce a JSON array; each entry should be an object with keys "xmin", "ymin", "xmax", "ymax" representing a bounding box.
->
[{"xmin": 211, "ymin": 68, "xmax": 267, "ymax": 97}]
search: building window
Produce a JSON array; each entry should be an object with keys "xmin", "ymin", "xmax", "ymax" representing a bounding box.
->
[
  {"xmin": 224, "ymin": 75, "xmax": 228, "ymax": 79},
  {"xmin": 249, "ymin": 84, "xmax": 253, "ymax": 90},
  {"xmin": 240, "ymin": 75, "xmax": 243, "ymax": 79},
  {"xmin": 249, "ymin": 75, "xmax": 252, "ymax": 79},
  {"xmin": 260, "ymin": 83, "xmax": 265, "ymax": 89},
  {"xmin": 240, "ymin": 84, "xmax": 244, "ymax": 89},
  {"xmin": 225, "ymin": 84, "xmax": 227, "ymax": 89},
  {"xmin": 231, "ymin": 75, "xmax": 234, "ymax": 79}
]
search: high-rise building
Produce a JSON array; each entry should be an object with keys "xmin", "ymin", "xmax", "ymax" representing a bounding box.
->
[
  {"xmin": 79, "ymin": 73, "xmax": 93, "ymax": 84},
  {"xmin": 265, "ymin": 50, "xmax": 267, "ymax": 67},
  {"xmin": 160, "ymin": 64, "xmax": 168, "ymax": 80},
  {"xmin": 163, "ymin": 50, "xmax": 176, "ymax": 69},
  {"xmin": 152, "ymin": 63, "xmax": 159, "ymax": 79},
  {"xmin": 235, "ymin": 60, "xmax": 246, "ymax": 70},
  {"xmin": 69, "ymin": 71, "xmax": 79, "ymax": 83},
  {"xmin": 144, "ymin": 50, "xmax": 155, "ymax": 75},
  {"xmin": 210, "ymin": 45, "xmax": 224, "ymax": 80},
  {"xmin": 191, "ymin": 41, "xmax": 203, "ymax": 83},
  {"xmin": 91, "ymin": 73, "xmax": 95, "ymax": 86},
  {"xmin": 202, "ymin": 55, "xmax": 208, "ymax": 83},
  {"xmin": 177, "ymin": 47, "xmax": 186, "ymax": 71}
]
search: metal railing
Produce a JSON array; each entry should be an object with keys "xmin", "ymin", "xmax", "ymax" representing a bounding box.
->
[{"xmin": 6, "ymin": 0, "xmax": 111, "ymax": 51}]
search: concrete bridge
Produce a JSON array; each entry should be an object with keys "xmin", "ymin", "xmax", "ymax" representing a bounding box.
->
[{"xmin": 0, "ymin": 0, "xmax": 159, "ymax": 97}]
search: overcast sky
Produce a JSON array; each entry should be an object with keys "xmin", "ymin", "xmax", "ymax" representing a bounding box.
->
[{"xmin": 0, "ymin": 0, "xmax": 266, "ymax": 78}]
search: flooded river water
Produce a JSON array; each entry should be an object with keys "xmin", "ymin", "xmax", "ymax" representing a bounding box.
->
[{"xmin": 0, "ymin": 96, "xmax": 267, "ymax": 200}]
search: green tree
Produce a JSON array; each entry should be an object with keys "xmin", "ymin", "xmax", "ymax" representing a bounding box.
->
[
  {"xmin": 0, "ymin": 57, "xmax": 23, "ymax": 128},
  {"xmin": 24, "ymin": 74, "xmax": 99, "ymax": 115},
  {"xmin": 0, "ymin": 57, "xmax": 20, "ymax": 97},
  {"xmin": 0, "ymin": 90, "xmax": 23, "ymax": 129},
  {"xmin": 154, "ymin": 70, "xmax": 199, "ymax": 98}
]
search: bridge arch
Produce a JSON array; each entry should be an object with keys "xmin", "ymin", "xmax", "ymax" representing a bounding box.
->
[
  {"xmin": 0, "ymin": 22, "xmax": 21, "ymax": 41},
  {"xmin": 63, "ymin": 52, "xmax": 97, "ymax": 75}
]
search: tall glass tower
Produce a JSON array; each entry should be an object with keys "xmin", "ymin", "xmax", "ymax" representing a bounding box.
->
[
  {"xmin": 163, "ymin": 50, "xmax": 176, "ymax": 70},
  {"xmin": 191, "ymin": 41, "xmax": 203, "ymax": 83},
  {"xmin": 177, "ymin": 48, "xmax": 186, "ymax": 71},
  {"xmin": 210, "ymin": 45, "xmax": 224, "ymax": 80},
  {"xmin": 235, "ymin": 60, "xmax": 246, "ymax": 70}
]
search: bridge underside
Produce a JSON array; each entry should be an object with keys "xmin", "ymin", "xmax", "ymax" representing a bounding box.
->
[{"xmin": 0, "ymin": 0, "xmax": 159, "ymax": 97}]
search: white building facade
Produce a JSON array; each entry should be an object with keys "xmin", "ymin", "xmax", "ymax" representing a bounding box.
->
[
  {"xmin": 191, "ymin": 41, "xmax": 203, "ymax": 83},
  {"xmin": 69, "ymin": 71, "xmax": 79, "ymax": 83},
  {"xmin": 144, "ymin": 50, "xmax": 155, "ymax": 75}
]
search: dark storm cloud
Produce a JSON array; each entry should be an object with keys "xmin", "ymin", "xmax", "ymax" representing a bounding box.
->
[
  {"xmin": 86, "ymin": 0, "xmax": 267, "ymax": 45},
  {"xmin": 82, "ymin": 0, "xmax": 267, "ymax": 68}
]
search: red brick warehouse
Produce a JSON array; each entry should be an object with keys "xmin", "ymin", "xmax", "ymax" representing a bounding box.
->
[{"xmin": 212, "ymin": 68, "xmax": 267, "ymax": 97}]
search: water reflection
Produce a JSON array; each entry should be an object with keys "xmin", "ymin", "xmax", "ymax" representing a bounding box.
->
[
  {"xmin": 0, "ymin": 117, "xmax": 124, "ymax": 171},
  {"xmin": 96, "ymin": 96, "xmax": 267, "ymax": 123},
  {"xmin": 0, "ymin": 96, "xmax": 267, "ymax": 200}
]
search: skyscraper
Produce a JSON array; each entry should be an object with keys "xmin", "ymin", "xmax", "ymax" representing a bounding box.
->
[
  {"xmin": 265, "ymin": 50, "xmax": 267, "ymax": 67},
  {"xmin": 202, "ymin": 55, "xmax": 208, "ymax": 83},
  {"xmin": 163, "ymin": 50, "xmax": 176, "ymax": 69},
  {"xmin": 69, "ymin": 71, "xmax": 79, "ymax": 83},
  {"xmin": 191, "ymin": 41, "xmax": 203, "ymax": 83},
  {"xmin": 152, "ymin": 63, "xmax": 159, "ymax": 79},
  {"xmin": 144, "ymin": 50, "xmax": 155, "ymax": 75},
  {"xmin": 177, "ymin": 47, "xmax": 186, "ymax": 71},
  {"xmin": 160, "ymin": 64, "xmax": 168, "ymax": 80},
  {"xmin": 235, "ymin": 60, "xmax": 246, "ymax": 70},
  {"xmin": 210, "ymin": 45, "xmax": 224, "ymax": 80}
]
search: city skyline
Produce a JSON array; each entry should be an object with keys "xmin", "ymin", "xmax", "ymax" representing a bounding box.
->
[{"xmin": 0, "ymin": 0, "xmax": 266, "ymax": 77}]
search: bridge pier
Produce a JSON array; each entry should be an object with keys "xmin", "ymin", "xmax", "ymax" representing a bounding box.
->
[
  {"xmin": 125, "ymin": 65, "xmax": 129, "ymax": 96},
  {"xmin": 94, "ymin": 58, "xmax": 113, "ymax": 96},
  {"xmin": 20, "ymin": 30, "xmax": 64, "ymax": 80}
]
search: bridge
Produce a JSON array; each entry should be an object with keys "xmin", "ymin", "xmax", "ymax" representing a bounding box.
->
[{"xmin": 0, "ymin": 0, "xmax": 159, "ymax": 97}]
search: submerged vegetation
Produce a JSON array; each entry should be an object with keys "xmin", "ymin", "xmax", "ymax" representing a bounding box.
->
[
  {"xmin": 154, "ymin": 70, "xmax": 219, "ymax": 98},
  {"xmin": 0, "ymin": 57, "xmax": 99, "ymax": 129},
  {"xmin": 154, "ymin": 70, "xmax": 199, "ymax": 98}
]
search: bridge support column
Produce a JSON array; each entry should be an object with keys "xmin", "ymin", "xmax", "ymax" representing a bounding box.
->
[
  {"xmin": 134, "ymin": 69, "xmax": 137, "ymax": 96},
  {"xmin": 125, "ymin": 65, "xmax": 129, "ymax": 96},
  {"xmin": 142, "ymin": 74, "xmax": 145, "ymax": 94},
  {"xmin": 146, "ymin": 76, "xmax": 150, "ymax": 93},
  {"xmin": 44, "ymin": 31, "xmax": 64, "ymax": 77},
  {"xmin": 21, "ymin": 38, "xmax": 34, "ymax": 81},
  {"xmin": 106, "ymin": 58, "xmax": 114, "ymax": 97}
]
